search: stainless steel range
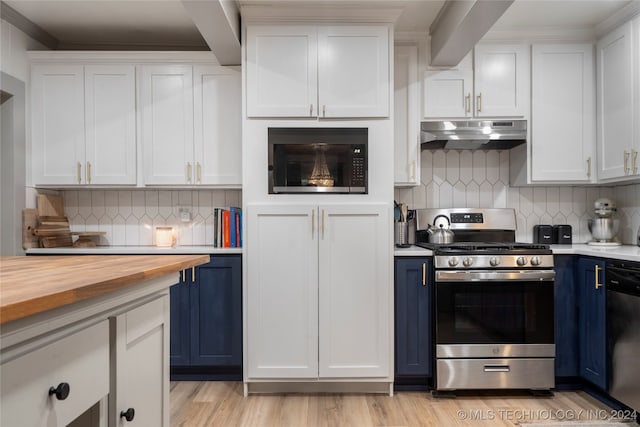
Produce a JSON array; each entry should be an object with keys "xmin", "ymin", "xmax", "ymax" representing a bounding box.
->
[{"xmin": 415, "ymin": 208, "xmax": 555, "ymax": 392}]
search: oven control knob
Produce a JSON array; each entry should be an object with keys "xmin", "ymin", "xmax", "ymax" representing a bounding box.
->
[
  {"xmin": 448, "ymin": 257, "xmax": 459, "ymax": 267},
  {"xmin": 530, "ymin": 256, "xmax": 541, "ymax": 266},
  {"xmin": 490, "ymin": 257, "xmax": 500, "ymax": 267},
  {"xmin": 462, "ymin": 257, "xmax": 473, "ymax": 267},
  {"xmin": 516, "ymin": 256, "xmax": 528, "ymax": 266}
]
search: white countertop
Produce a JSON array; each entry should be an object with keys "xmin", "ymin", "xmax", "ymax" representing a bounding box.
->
[
  {"xmin": 26, "ymin": 246, "xmax": 243, "ymax": 255},
  {"xmin": 394, "ymin": 244, "xmax": 640, "ymax": 262}
]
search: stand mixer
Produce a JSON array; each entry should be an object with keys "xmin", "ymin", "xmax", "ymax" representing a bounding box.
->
[{"xmin": 587, "ymin": 198, "xmax": 621, "ymax": 246}]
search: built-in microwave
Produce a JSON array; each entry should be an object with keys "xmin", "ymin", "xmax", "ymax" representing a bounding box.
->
[{"xmin": 268, "ymin": 127, "xmax": 368, "ymax": 194}]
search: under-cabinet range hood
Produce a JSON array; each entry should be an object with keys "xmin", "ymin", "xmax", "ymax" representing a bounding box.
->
[{"xmin": 421, "ymin": 120, "xmax": 527, "ymax": 150}]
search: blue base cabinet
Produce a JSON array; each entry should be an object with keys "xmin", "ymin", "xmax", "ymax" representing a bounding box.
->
[
  {"xmin": 394, "ymin": 257, "xmax": 433, "ymax": 383},
  {"xmin": 554, "ymin": 255, "xmax": 578, "ymax": 378},
  {"xmin": 170, "ymin": 255, "xmax": 242, "ymax": 379},
  {"xmin": 577, "ymin": 257, "xmax": 607, "ymax": 390}
]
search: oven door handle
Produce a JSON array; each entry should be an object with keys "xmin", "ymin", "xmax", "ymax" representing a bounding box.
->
[{"xmin": 435, "ymin": 270, "xmax": 556, "ymax": 282}]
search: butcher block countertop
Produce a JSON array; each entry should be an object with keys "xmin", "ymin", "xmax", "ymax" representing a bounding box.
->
[{"xmin": 0, "ymin": 254, "xmax": 209, "ymax": 325}]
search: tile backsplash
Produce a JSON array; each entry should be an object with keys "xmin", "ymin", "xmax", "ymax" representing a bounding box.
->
[
  {"xmin": 395, "ymin": 150, "xmax": 640, "ymax": 244},
  {"xmin": 62, "ymin": 189, "xmax": 241, "ymax": 246}
]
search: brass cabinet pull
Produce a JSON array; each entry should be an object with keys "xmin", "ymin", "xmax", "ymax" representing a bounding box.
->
[
  {"xmin": 422, "ymin": 263, "xmax": 426, "ymax": 286},
  {"xmin": 411, "ymin": 161, "xmax": 416, "ymax": 180},
  {"xmin": 624, "ymin": 151, "xmax": 630, "ymax": 175},
  {"xmin": 192, "ymin": 267, "xmax": 196, "ymax": 284},
  {"xmin": 86, "ymin": 161, "xmax": 92, "ymax": 184},
  {"xmin": 586, "ymin": 157, "xmax": 591, "ymax": 178},
  {"xmin": 595, "ymin": 265, "xmax": 602, "ymax": 289},
  {"xmin": 321, "ymin": 209, "xmax": 325, "ymax": 239},
  {"xmin": 477, "ymin": 93, "xmax": 482, "ymax": 113},
  {"xmin": 323, "ymin": 105, "xmax": 326, "ymax": 117},
  {"xmin": 311, "ymin": 209, "xmax": 315, "ymax": 238},
  {"xmin": 196, "ymin": 162, "xmax": 202, "ymax": 184},
  {"xmin": 187, "ymin": 162, "xmax": 192, "ymax": 183},
  {"xmin": 632, "ymin": 150, "xmax": 638, "ymax": 174},
  {"xmin": 465, "ymin": 93, "xmax": 471, "ymax": 114},
  {"xmin": 77, "ymin": 161, "xmax": 82, "ymax": 184}
]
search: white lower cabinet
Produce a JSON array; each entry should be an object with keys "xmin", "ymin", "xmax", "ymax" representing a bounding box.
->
[
  {"xmin": 246, "ymin": 204, "xmax": 391, "ymax": 381},
  {"xmin": 111, "ymin": 295, "xmax": 169, "ymax": 427},
  {"xmin": 1, "ymin": 320, "xmax": 110, "ymax": 427}
]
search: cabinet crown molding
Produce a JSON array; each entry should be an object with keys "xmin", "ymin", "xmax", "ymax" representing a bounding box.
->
[
  {"xmin": 27, "ymin": 51, "xmax": 220, "ymax": 64},
  {"xmin": 241, "ymin": 5, "xmax": 402, "ymax": 24}
]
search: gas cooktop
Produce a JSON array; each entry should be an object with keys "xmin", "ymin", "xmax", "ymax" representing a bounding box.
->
[{"xmin": 415, "ymin": 241, "xmax": 552, "ymax": 255}]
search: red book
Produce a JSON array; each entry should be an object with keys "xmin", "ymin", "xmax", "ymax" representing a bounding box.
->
[{"xmin": 223, "ymin": 210, "xmax": 231, "ymax": 248}]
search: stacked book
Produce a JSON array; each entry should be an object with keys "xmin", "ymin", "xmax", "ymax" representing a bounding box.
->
[{"xmin": 213, "ymin": 207, "xmax": 242, "ymax": 248}]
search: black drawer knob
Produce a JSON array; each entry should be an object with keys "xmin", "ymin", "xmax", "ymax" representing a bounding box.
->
[
  {"xmin": 120, "ymin": 408, "xmax": 135, "ymax": 422},
  {"xmin": 48, "ymin": 382, "xmax": 70, "ymax": 400}
]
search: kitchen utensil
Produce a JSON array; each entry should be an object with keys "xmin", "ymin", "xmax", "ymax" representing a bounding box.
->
[
  {"xmin": 22, "ymin": 209, "xmax": 39, "ymax": 249},
  {"xmin": 395, "ymin": 221, "xmax": 409, "ymax": 248},
  {"xmin": 37, "ymin": 194, "xmax": 64, "ymax": 217},
  {"xmin": 35, "ymin": 216, "xmax": 73, "ymax": 247},
  {"xmin": 41, "ymin": 235, "xmax": 73, "ymax": 248},
  {"xmin": 588, "ymin": 217, "xmax": 620, "ymax": 242},
  {"xmin": 426, "ymin": 214, "xmax": 454, "ymax": 244}
]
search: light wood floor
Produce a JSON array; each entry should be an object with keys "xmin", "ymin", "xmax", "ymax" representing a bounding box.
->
[{"xmin": 170, "ymin": 381, "xmax": 617, "ymax": 427}]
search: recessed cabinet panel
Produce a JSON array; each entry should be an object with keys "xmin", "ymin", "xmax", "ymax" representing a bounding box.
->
[
  {"xmin": 423, "ymin": 69, "xmax": 472, "ymax": 118},
  {"xmin": 32, "ymin": 65, "xmax": 85, "ymax": 185},
  {"xmin": 597, "ymin": 22, "xmax": 634, "ymax": 180},
  {"xmin": 531, "ymin": 45, "xmax": 595, "ymax": 182},
  {"xmin": 141, "ymin": 65, "xmax": 194, "ymax": 185},
  {"xmin": 395, "ymin": 45, "xmax": 420, "ymax": 186},
  {"xmin": 246, "ymin": 26, "xmax": 318, "ymax": 117},
  {"xmin": 318, "ymin": 26, "xmax": 389, "ymax": 117},
  {"xmin": 194, "ymin": 66, "xmax": 242, "ymax": 186},
  {"xmin": 84, "ymin": 65, "xmax": 136, "ymax": 185}
]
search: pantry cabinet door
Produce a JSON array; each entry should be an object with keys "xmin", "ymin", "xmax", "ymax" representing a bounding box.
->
[
  {"xmin": 318, "ymin": 204, "xmax": 391, "ymax": 378},
  {"xmin": 318, "ymin": 26, "xmax": 389, "ymax": 118},
  {"xmin": 193, "ymin": 66, "xmax": 242, "ymax": 186},
  {"xmin": 84, "ymin": 65, "xmax": 136, "ymax": 185},
  {"xmin": 246, "ymin": 205, "xmax": 319, "ymax": 378},
  {"xmin": 140, "ymin": 65, "xmax": 194, "ymax": 185},
  {"xmin": 246, "ymin": 26, "xmax": 318, "ymax": 117},
  {"xmin": 531, "ymin": 44, "xmax": 595, "ymax": 182},
  {"xmin": 32, "ymin": 65, "xmax": 85, "ymax": 185}
]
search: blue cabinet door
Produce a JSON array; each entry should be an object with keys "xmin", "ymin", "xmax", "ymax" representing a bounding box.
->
[
  {"xmin": 554, "ymin": 255, "xmax": 578, "ymax": 377},
  {"xmin": 394, "ymin": 257, "xmax": 432, "ymax": 378},
  {"xmin": 169, "ymin": 270, "xmax": 191, "ymax": 366},
  {"xmin": 577, "ymin": 257, "xmax": 607, "ymax": 390},
  {"xmin": 189, "ymin": 256, "xmax": 242, "ymax": 366}
]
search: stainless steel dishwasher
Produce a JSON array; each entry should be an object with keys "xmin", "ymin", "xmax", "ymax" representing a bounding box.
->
[{"xmin": 607, "ymin": 260, "xmax": 640, "ymax": 413}]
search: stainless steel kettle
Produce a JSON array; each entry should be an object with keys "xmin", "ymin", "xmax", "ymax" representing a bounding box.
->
[{"xmin": 426, "ymin": 214, "xmax": 454, "ymax": 244}]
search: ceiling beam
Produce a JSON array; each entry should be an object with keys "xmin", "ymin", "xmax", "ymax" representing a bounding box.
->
[
  {"xmin": 430, "ymin": 0, "xmax": 513, "ymax": 67},
  {"xmin": 0, "ymin": 2, "xmax": 59, "ymax": 49},
  {"xmin": 181, "ymin": 0, "xmax": 241, "ymax": 65}
]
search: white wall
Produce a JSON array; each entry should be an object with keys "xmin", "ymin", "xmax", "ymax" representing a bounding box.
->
[
  {"xmin": 395, "ymin": 149, "xmax": 640, "ymax": 244},
  {"xmin": 0, "ymin": 18, "xmax": 47, "ymax": 255}
]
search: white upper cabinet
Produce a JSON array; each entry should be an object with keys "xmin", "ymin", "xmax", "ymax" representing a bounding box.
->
[
  {"xmin": 246, "ymin": 24, "xmax": 389, "ymax": 118},
  {"xmin": 531, "ymin": 44, "xmax": 595, "ymax": 183},
  {"xmin": 141, "ymin": 65, "xmax": 241, "ymax": 186},
  {"xmin": 474, "ymin": 44, "xmax": 530, "ymax": 117},
  {"xmin": 596, "ymin": 21, "xmax": 636, "ymax": 181},
  {"xmin": 394, "ymin": 45, "xmax": 420, "ymax": 186},
  {"xmin": 246, "ymin": 26, "xmax": 318, "ymax": 117},
  {"xmin": 423, "ymin": 44, "xmax": 529, "ymax": 119},
  {"xmin": 194, "ymin": 66, "xmax": 242, "ymax": 186},
  {"xmin": 140, "ymin": 65, "xmax": 194, "ymax": 185},
  {"xmin": 423, "ymin": 68, "xmax": 473, "ymax": 118},
  {"xmin": 32, "ymin": 64, "xmax": 136, "ymax": 186}
]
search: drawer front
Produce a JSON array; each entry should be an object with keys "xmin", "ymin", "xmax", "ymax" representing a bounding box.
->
[
  {"xmin": 437, "ymin": 358, "xmax": 555, "ymax": 390},
  {"xmin": 1, "ymin": 320, "xmax": 110, "ymax": 427}
]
